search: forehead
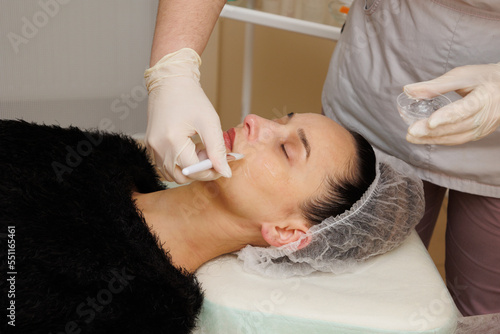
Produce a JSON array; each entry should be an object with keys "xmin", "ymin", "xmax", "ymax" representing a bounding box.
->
[
  {"xmin": 293, "ymin": 113, "xmax": 355, "ymax": 160},
  {"xmin": 292, "ymin": 113, "xmax": 356, "ymax": 186}
]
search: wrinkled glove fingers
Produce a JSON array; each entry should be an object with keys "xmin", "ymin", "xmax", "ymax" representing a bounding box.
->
[
  {"xmin": 169, "ymin": 139, "xmax": 203, "ymax": 184},
  {"xmin": 427, "ymin": 92, "xmax": 484, "ymax": 128},
  {"xmin": 406, "ymin": 131, "xmax": 477, "ymax": 146},
  {"xmin": 197, "ymin": 122, "xmax": 230, "ymax": 178},
  {"xmin": 169, "ymin": 165, "xmax": 192, "ymax": 184},
  {"xmin": 408, "ymin": 116, "xmax": 478, "ymax": 139},
  {"xmin": 404, "ymin": 65, "xmax": 480, "ymax": 99}
]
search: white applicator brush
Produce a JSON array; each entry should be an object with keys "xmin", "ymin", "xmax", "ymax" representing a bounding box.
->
[{"xmin": 182, "ymin": 153, "xmax": 244, "ymax": 176}]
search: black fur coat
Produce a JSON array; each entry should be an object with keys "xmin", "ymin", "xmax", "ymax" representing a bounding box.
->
[{"xmin": 0, "ymin": 120, "xmax": 203, "ymax": 334}]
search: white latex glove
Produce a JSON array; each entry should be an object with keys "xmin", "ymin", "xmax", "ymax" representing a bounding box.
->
[
  {"xmin": 405, "ymin": 63, "xmax": 500, "ymax": 145},
  {"xmin": 144, "ymin": 48, "xmax": 231, "ymax": 183}
]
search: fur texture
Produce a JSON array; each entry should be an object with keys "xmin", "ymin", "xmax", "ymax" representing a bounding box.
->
[{"xmin": 0, "ymin": 120, "xmax": 203, "ymax": 333}]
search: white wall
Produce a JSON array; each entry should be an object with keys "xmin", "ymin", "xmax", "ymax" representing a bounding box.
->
[
  {"xmin": 0, "ymin": 1, "xmax": 335, "ymax": 135},
  {"xmin": 0, "ymin": 0, "xmax": 158, "ymax": 134}
]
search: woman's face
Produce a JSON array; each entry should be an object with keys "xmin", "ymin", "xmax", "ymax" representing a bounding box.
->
[{"xmin": 215, "ymin": 113, "xmax": 356, "ymax": 226}]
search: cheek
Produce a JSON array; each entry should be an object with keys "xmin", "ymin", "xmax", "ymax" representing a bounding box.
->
[
  {"xmin": 224, "ymin": 154, "xmax": 290, "ymax": 200},
  {"xmin": 248, "ymin": 153, "xmax": 290, "ymax": 192},
  {"xmin": 226, "ymin": 140, "xmax": 299, "ymax": 207},
  {"xmin": 262, "ymin": 160, "xmax": 282, "ymax": 181}
]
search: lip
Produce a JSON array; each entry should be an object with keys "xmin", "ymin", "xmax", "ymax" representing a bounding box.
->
[{"xmin": 224, "ymin": 128, "xmax": 235, "ymax": 152}]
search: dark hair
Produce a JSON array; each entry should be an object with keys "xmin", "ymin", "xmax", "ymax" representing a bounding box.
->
[{"xmin": 301, "ymin": 131, "xmax": 376, "ymax": 225}]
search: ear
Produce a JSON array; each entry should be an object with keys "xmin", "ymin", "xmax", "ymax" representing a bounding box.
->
[{"xmin": 261, "ymin": 220, "xmax": 311, "ymax": 250}]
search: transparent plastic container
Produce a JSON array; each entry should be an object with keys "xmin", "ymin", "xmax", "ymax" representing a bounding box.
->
[
  {"xmin": 328, "ymin": 0, "xmax": 353, "ymax": 27},
  {"xmin": 397, "ymin": 92, "xmax": 452, "ymax": 126}
]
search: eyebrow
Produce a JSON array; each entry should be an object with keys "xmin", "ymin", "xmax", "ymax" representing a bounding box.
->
[
  {"xmin": 297, "ymin": 128, "xmax": 311, "ymax": 159},
  {"xmin": 287, "ymin": 113, "xmax": 310, "ymax": 159}
]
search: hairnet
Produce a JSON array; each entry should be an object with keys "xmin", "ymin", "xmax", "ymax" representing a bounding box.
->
[{"xmin": 237, "ymin": 157, "xmax": 425, "ymax": 278}]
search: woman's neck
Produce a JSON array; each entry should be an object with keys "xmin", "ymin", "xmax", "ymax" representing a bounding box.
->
[{"xmin": 132, "ymin": 182, "xmax": 262, "ymax": 273}]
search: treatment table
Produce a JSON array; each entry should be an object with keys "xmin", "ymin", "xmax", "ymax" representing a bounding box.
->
[{"xmin": 194, "ymin": 230, "xmax": 459, "ymax": 333}]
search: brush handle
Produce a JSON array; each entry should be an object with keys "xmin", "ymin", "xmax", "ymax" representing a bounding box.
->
[
  {"xmin": 181, "ymin": 153, "xmax": 244, "ymax": 176},
  {"xmin": 181, "ymin": 159, "xmax": 213, "ymax": 176}
]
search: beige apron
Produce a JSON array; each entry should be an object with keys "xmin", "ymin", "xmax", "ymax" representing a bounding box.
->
[{"xmin": 322, "ymin": 0, "xmax": 500, "ymax": 197}]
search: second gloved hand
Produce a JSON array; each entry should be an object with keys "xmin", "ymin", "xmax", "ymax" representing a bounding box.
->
[
  {"xmin": 144, "ymin": 48, "xmax": 231, "ymax": 183},
  {"xmin": 405, "ymin": 63, "xmax": 500, "ymax": 145}
]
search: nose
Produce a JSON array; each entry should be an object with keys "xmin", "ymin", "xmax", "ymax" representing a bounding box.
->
[{"xmin": 243, "ymin": 114, "xmax": 278, "ymax": 142}]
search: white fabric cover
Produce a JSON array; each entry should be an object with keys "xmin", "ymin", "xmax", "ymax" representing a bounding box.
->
[{"xmin": 194, "ymin": 231, "xmax": 458, "ymax": 334}]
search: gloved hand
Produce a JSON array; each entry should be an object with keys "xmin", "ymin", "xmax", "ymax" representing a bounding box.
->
[
  {"xmin": 404, "ymin": 63, "xmax": 500, "ymax": 145},
  {"xmin": 144, "ymin": 48, "xmax": 231, "ymax": 183}
]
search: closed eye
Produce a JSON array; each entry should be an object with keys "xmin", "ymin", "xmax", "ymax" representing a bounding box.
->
[{"xmin": 281, "ymin": 144, "xmax": 289, "ymax": 159}]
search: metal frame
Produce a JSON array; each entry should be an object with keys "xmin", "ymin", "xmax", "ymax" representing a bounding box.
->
[{"xmin": 219, "ymin": 4, "xmax": 341, "ymax": 121}]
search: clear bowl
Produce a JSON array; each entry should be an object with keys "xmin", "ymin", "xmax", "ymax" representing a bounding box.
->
[{"xmin": 397, "ymin": 92, "xmax": 451, "ymax": 126}]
